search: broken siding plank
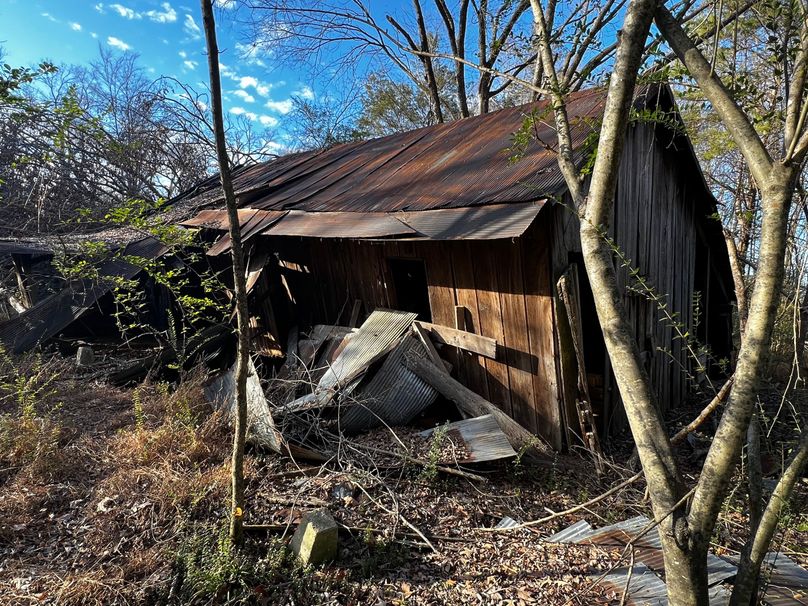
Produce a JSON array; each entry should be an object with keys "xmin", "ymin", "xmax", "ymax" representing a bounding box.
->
[{"xmin": 470, "ymin": 242, "xmax": 513, "ymax": 416}]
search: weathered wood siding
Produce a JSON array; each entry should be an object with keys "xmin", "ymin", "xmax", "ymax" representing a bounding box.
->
[
  {"xmin": 263, "ymin": 218, "xmax": 563, "ymax": 448},
  {"xmin": 549, "ymin": 123, "xmax": 720, "ymax": 435}
]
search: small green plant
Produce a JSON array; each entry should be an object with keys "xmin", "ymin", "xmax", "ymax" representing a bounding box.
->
[
  {"xmin": 419, "ymin": 424, "xmax": 448, "ymax": 483},
  {"xmin": 175, "ymin": 523, "xmax": 296, "ymax": 602}
]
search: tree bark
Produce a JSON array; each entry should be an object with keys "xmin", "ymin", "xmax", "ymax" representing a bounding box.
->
[{"xmin": 200, "ymin": 0, "xmax": 252, "ymax": 546}]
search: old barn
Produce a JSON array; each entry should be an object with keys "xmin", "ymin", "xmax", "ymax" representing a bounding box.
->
[{"xmin": 180, "ymin": 84, "xmax": 734, "ymax": 450}]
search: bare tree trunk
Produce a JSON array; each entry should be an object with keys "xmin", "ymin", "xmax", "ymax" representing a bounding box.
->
[
  {"xmin": 724, "ymin": 229, "xmax": 748, "ymax": 336},
  {"xmin": 200, "ymin": 0, "xmax": 251, "ymax": 546}
]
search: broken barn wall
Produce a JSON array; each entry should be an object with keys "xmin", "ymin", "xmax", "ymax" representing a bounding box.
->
[{"xmin": 256, "ymin": 220, "xmax": 563, "ymax": 449}]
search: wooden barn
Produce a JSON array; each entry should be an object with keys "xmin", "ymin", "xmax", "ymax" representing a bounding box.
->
[{"xmin": 180, "ymin": 84, "xmax": 734, "ymax": 450}]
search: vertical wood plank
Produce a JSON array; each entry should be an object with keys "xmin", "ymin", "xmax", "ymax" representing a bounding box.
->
[
  {"xmin": 471, "ymin": 242, "xmax": 513, "ymax": 416},
  {"xmin": 450, "ymin": 242, "xmax": 491, "ymax": 400}
]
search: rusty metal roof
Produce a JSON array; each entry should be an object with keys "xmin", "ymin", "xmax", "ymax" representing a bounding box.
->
[
  {"xmin": 205, "ymin": 210, "xmax": 287, "ymax": 256},
  {"xmin": 397, "ymin": 203, "xmax": 544, "ymax": 240},
  {"xmin": 184, "ymin": 87, "xmax": 607, "ymax": 214},
  {"xmin": 263, "ymin": 210, "xmax": 416, "ymax": 239}
]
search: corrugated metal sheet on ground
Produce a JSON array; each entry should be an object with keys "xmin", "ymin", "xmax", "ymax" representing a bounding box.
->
[
  {"xmin": 549, "ymin": 515, "xmax": 736, "ymax": 587},
  {"xmin": 316, "ymin": 309, "xmax": 417, "ymax": 394},
  {"xmin": 596, "ymin": 563, "xmax": 668, "ymax": 605},
  {"xmin": 419, "ymin": 414, "xmax": 517, "ymax": 463},
  {"xmin": 495, "ymin": 516, "xmax": 522, "ymax": 529},
  {"xmin": 178, "ymin": 87, "xmax": 619, "ymax": 214},
  {"xmin": 262, "ymin": 210, "xmax": 416, "ymax": 239},
  {"xmin": 0, "ymin": 236, "xmax": 169, "ymax": 353},
  {"xmin": 759, "ymin": 553, "xmax": 808, "ymax": 605},
  {"xmin": 396, "ymin": 203, "xmax": 545, "ymax": 240},
  {"xmin": 337, "ymin": 332, "xmax": 437, "ymax": 433}
]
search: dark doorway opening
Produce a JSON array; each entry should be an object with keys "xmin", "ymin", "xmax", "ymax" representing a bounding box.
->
[{"xmin": 388, "ymin": 258, "xmax": 432, "ymax": 321}]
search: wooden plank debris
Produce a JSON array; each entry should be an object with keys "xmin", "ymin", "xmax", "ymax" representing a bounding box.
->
[
  {"xmin": 205, "ymin": 357, "xmax": 282, "ymax": 453},
  {"xmin": 413, "ymin": 320, "xmax": 498, "ymax": 359}
]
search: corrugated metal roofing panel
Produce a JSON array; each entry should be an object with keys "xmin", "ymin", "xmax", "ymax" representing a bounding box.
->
[
  {"xmin": 317, "ymin": 309, "xmax": 417, "ymax": 394},
  {"xmin": 179, "ymin": 208, "xmax": 262, "ymax": 229},
  {"xmin": 338, "ymin": 332, "xmax": 438, "ymax": 433},
  {"xmin": 759, "ymin": 553, "xmax": 808, "ymax": 606},
  {"xmin": 179, "ymin": 87, "xmax": 614, "ymax": 215},
  {"xmin": 204, "ymin": 210, "xmax": 288, "ymax": 256},
  {"xmin": 419, "ymin": 414, "xmax": 517, "ymax": 463},
  {"xmin": 550, "ymin": 515, "xmax": 737, "ymax": 588},
  {"xmin": 263, "ymin": 210, "xmax": 416, "ymax": 239},
  {"xmin": 397, "ymin": 202, "xmax": 545, "ymax": 240},
  {"xmin": 0, "ymin": 241, "xmax": 52, "ymax": 256},
  {"xmin": 596, "ymin": 564, "xmax": 668, "ymax": 606}
]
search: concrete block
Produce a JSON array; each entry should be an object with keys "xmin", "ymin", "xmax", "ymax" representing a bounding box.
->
[
  {"xmin": 76, "ymin": 346, "xmax": 95, "ymax": 367},
  {"xmin": 290, "ymin": 508, "xmax": 338, "ymax": 566}
]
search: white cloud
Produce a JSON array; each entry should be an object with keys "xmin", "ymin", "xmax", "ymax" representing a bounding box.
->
[
  {"xmin": 255, "ymin": 83, "xmax": 271, "ymax": 97},
  {"xmin": 235, "ymin": 42, "xmax": 267, "ymax": 66},
  {"xmin": 69, "ymin": 22, "xmax": 82, "ymax": 31},
  {"xmin": 109, "ymin": 3, "xmax": 140, "ymax": 19},
  {"xmin": 259, "ymin": 115, "xmax": 278, "ymax": 127},
  {"xmin": 107, "ymin": 36, "xmax": 131, "ymax": 51},
  {"xmin": 238, "ymin": 76, "xmax": 258, "ymax": 89},
  {"xmin": 264, "ymin": 99, "xmax": 292, "ymax": 114},
  {"xmin": 94, "ymin": 3, "xmax": 105, "ymax": 13},
  {"xmin": 230, "ymin": 106, "xmax": 246, "ymax": 116},
  {"xmin": 91, "ymin": 32, "xmax": 98, "ymax": 38},
  {"xmin": 183, "ymin": 60, "xmax": 198, "ymax": 70},
  {"xmin": 219, "ymin": 63, "xmax": 236, "ymax": 79},
  {"xmin": 216, "ymin": 0, "xmax": 237, "ymax": 8},
  {"xmin": 262, "ymin": 140, "xmax": 286, "ymax": 155},
  {"xmin": 295, "ymin": 85, "xmax": 315, "ymax": 100},
  {"xmin": 41, "ymin": 12, "xmax": 58, "ymax": 22},
  {"xmin": 183, "ymin": 14, "xmax": 202, "ymax": 39},
  {"xmin": 245, "ymin": 111, "xmax": 258, "ymax": 121},
  {"xmin": 234, "ymin": 90, "xmax": 255, "ymax": 103},
  {"xmin": 146, "ymin": 2, "xmax": 177, "ymax": 23},
  {"xmin": 178, "ymin": 50, "xmax": 187, "ymax": 58}
]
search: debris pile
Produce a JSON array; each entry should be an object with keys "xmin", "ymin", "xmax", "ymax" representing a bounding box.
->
[{"xmin": 206, "ymin": 308, "xmax": 553, "ymax": 476}]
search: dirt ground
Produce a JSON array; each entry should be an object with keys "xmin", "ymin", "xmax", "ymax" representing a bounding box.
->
[{"xmin": 0, "ymin": 356, "xmax": 805, "ymax": 605}]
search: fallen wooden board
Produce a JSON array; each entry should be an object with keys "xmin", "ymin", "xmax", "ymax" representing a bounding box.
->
[
  {"xmin": 405, "ymin": 355, "xmax": 553, "ymax": 459},
  {"xmin": 413, "ymin": 320, "xmax": 498, "ymax": 359}
]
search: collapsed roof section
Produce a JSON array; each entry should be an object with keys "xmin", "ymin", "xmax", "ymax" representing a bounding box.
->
[{"xmin": 0, "ymin": 237, "xmax": 169, "ymax": 354}]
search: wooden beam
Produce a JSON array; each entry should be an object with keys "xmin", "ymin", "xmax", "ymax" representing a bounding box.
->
[
  {"xmin": 404, "ymin": 355, "xmax": 553, "ymax": 459},
  {"xmin": 413, "ymin": 320, "xmax": 498, "ymax": 359}
]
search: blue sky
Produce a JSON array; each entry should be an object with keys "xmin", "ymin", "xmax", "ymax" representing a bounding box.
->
[{"xmin": 0, "ymin": 0, "xmax": 315, "ymax": 147}]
